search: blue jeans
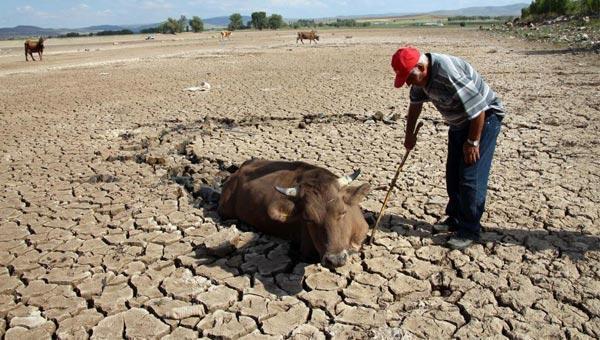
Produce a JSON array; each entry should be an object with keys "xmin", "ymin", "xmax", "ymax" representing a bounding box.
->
[{"xmin": 445, "ymin": 113, "xmax": 502, "ymax": 238}]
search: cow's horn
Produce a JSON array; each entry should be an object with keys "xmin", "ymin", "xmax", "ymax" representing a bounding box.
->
[
  {"xmin": 275, "ymin": 186, "xmax": 298, "ymax": 197},
  {"xmin": 337, "ymin": 169, "xmax": 361, "ymax": 187}
]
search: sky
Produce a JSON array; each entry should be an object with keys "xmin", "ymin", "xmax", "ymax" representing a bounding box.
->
[{"xmin": 0, "ymin": 0, "xmax": 527, "ymax": 28}]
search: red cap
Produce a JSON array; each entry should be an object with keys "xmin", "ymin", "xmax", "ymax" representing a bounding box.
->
[{"xmin": 391, "ymin": 47, "xmax": 420, "ymax": 88}]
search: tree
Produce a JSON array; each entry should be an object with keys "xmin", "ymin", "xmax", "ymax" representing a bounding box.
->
[
  {"xmin": 228, "ymin": 13, "xmax": 243, "ymax": 31},
  {"xmin": 96, "ymin": 29, "xmax": 134, "ymax": 36},
  {"xmin": 178, "ymin": 15, "xmax": 188, "ymax": 32},
  {"xmin": 522, "ymin": 0, "xmax": 575, "ymax": 17},
  {"xmin": 251, "ymin": 11, "xmax": 268, "ymax": 30},
  {"xmin": 293, "ymin": 19, "xmax": 316, "ymax": 28},
  {"xmin": 580, "ymin": 0, "xmax": 600, "ymax": 15},
  {"xmin": 189, "ymin": 16, "xmax": 204, "ymax": 32},
  {"xmin": 160, "ymin": 17, "xmax": 181, "ymax": 34},
  {"xmin": 551, "ymin": 0, "xmax": 570, "ymax": 14},
  {"xmin": 268, "ymin": 14, "xmax": 284, "ymax": 29},
  {"xmin": 141, "ymin": 27, "xmax": 159, "ymax": 34}
]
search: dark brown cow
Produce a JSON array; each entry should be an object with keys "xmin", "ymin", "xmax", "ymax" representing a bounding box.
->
[
  {"xmin": 296, "ymin": 31, "xmax": 319, "ymax": 44},
  {"xmin": 24, "ymin": 37, "xmax": 45, "ymax": 61},
  {"xmin": 218, "ymin": 159, "xmax": 370, "ymax": 267}
]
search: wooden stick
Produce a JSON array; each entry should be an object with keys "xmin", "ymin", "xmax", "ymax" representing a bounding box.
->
[{"xmin": 366, "ymin": 121, "xmax": 424, "ymax": 246}]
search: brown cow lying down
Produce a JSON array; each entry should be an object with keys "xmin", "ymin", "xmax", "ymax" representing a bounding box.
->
[
  {"xmin": 218, "ymin": 159, "xmax": 370, "ymax": 267},
  {"xmin": 297, "ymin": 31, "xmax": 319, "ymax": 44},
  {"xmin": 25, "ymin": 37, "xmax": 45, "ymax": 61}
]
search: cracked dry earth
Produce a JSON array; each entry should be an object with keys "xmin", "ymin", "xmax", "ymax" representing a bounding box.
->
[{"xmin": 0, "ymin": 28, "xmax": 599, "ymax": 339}]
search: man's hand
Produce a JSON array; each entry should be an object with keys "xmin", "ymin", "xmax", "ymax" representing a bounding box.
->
[
  {"xmin": 404, "ymin": 103, "xmax": 423, "ymax": 151},
  {"xmin": 404, "ymin": 132, "xmax": 417, "ymax": 151},
  {"xmin": 463, "ymin": 143, "xmax": 480, "ymax": 165}
]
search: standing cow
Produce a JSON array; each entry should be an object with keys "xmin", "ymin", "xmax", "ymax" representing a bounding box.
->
[
  {"xmin": 24, "ymin": 37, "xmax": 45, "ymax": 61},
  {"xmin": 220, "ymin": 30, "xmax": 232, "ymax": 40},
  {"xmin": 297, "ymin": 31, "xmax": 319, "ymax": 44},
  {"xmin": 218, "ymin": 159, "xmax": 370, "ymax": 267}
]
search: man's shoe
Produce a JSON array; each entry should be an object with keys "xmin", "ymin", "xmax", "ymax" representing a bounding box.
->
[
  {"xmin": 447, "ymin": 231, "xmax": 480, "ymax": 250},
  {"xmin": 433, "ymin": 217, "xmax": 459, "ymax": 233},
  {"xmin": 446, "ymin": 236, "xmax": 473, "ymax": 249}
]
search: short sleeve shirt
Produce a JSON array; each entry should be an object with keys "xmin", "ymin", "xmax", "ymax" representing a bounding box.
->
[{"xmin": 409, "ymin": 53, "xmax": 505, "ymax": 128}]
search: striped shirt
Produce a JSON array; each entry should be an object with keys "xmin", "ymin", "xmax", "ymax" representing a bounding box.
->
[{"xmin": 410, "ymin": 53, "xmax": 505, "ymax": 128}]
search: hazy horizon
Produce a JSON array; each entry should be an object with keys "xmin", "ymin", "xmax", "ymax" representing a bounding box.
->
[{"xmin": 0, "ymin": 1, "xmax": 527, "ymax": 29}]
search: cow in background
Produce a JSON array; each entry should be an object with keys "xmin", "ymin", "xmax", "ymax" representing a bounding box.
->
[
  {"xmin": 25, "ymin": 37, "xmax": 45, "ymax": 61},
  {"xmin": 218, "ymin": 159, "xmax": 370, "ymax": 267},
  {"xmin": 297, "ymin": 31, "xmax": 319, "ymax": 44},
  {"xmin": 220, "ymin": 30, "xmax": 232, "ymax": 40}
]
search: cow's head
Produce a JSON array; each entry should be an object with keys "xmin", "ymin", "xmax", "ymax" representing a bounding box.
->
[
  {"xmin": 272, "ymin": 169, "xmax": 370, "ymax": 267},
  {"xmin": 314, "ymin": 35, "xmax": 320, "ymax": 41}
]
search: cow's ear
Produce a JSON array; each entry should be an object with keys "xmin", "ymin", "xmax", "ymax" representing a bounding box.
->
[
  {"xmin": 343, "ymin": 183, "xmax": 370, "ymax": 205},
  {"xmin": 268, "ymin": 199, "xmax": 295, "ymax": 223}
]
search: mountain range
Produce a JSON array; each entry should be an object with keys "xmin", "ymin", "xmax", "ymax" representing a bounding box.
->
[{"xmin": 0, "ymin": 4, "xmax": 528, "ymax": 39}]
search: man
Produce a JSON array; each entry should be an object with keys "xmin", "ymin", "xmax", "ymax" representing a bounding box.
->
[{"xmin": 392, "ymin": 46, "xmax": 505, "ymax": 249}]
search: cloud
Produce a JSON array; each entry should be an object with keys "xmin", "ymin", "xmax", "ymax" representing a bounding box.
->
[
  {"xmin": 97, "ymin": 9, "xmax": 112, "ymax": 16},
  {"xmin": 60, "ymin": 2, "xmax": 115, "ymax": 21},
  {"xmin": 186, "ymin": 0, "xmax": 330, "ymax": 13},
  {"xmin": 141, "ymin": 1, "xmax": 173, "ymax": 10},
  {"xmin": 15, "ymin": 5, "xmax": 55, "ymax": 19},
  {"xmin": 16, "ymin": 5, "xmax": 34, "ymax": 13},
  {"xmin": 268, "ymin": 0, "xmax": 328, "ymax": 7}
]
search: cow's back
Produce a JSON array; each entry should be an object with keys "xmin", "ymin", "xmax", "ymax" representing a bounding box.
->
[
  {"xmin": 24, "ymin": 40, "xmax": 41, "ymax": 50},
  {"xmin": 218, "ymin": 159, "xmax": 314, "ymax": 240}
]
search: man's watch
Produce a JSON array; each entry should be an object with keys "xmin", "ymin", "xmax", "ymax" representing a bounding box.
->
[{"xmin": 466, "ymin": 139, "xmax": 479, "ymax": 147}]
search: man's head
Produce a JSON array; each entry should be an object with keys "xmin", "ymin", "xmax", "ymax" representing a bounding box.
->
[{"xmin": 391, "ymin": 47, "xmax": 428, "ymax": 88}]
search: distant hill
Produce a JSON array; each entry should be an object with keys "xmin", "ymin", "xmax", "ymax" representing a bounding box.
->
[
  {"xmin": 427, "ymin": 3, "xmax": 528, "ymax": 17},
  {"xmin": 289, "ymin": 3, "xmax": 528, "ymax": 22},
  {"xmin": 123, "ymin": 23, "xmax": 161, "ymax": 31},
  {"xmin": 203, "ymin": 15, "xmax": 252, "ymax": 27},
  {"xmin": 83, "ymin": 25, "xmax": 127, "ymax": 32},
  {"xmin": 0, "ymin": 24, "xmax": 134, "ymax": 39},
  {"xmin": 0, "ymin": 25, "xmax": 62, "ymax": 39},
  {"xmin": 0, "ymin": 15, "xmax": 253, "ymax": 39},
  {"xmin": 0, "ymin": 4, "xmax": 526, "ymax": 39}
]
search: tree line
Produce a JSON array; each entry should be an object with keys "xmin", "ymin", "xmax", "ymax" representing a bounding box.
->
[
  {"xmin": 140, "ymin": 15, "xmax": 204, "ymax": 34},
  {"xmin": 447, "ymin": 16, "xmax": 515, "ymax": 22},
  {"xmin": 58, "ymin": 29, "xmax": 134, "ymax": 38},
  {"xmin": 521, "ymin": 0, "xmax": 599, "ymax": 18},
  {"xmin": 284, "ymin": 18, "xmax": 370, "ymax": 29},
  {"xmin": 138, "ymin": 12, "xmax": 285, "ymax": 34},
  {"xmin": 58, "ymin": 11, "xmax": 375, "ymax": 38},
  {"xmin": 142, "ymin": 12, "xmax": 370, "ymax": 34}
]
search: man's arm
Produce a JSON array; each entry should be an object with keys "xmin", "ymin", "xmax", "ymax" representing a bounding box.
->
[
  {"xmin": 404, "ymin": 102, "xmax": 423, "ymax": 150},
  {"xmin": 463, "ymin": 111, "xmax": 485, "ymax": 165}
]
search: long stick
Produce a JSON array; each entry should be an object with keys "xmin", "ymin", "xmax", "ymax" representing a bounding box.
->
[{"xmin": 367, "ymin": 121, "xmax": 424, "ymax": 246}]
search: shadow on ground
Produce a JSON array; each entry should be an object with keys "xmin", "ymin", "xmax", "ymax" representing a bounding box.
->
[
  {"xmin": 187, "ymin": 204, "xmax": 598, "ymax": 299},
  {"xmin": 371, "ymin": 214, "xmax": 599, "ymax": 261},
  {"xmin": 172, "ymin": 159, "xmax": 598, "ymax": 298},
  {"xmin": 517, "ymin": 46, "xmax": 599, "ymax": 55}
]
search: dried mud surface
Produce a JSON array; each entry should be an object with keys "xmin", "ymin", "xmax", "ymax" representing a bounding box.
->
[{"xmin": 1, "ymin": 28, "xmax": 599, "ymax": 339}]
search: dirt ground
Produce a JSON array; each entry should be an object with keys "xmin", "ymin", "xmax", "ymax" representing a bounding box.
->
[{"xmin": 1, "ymin": 28, "xmax": 599, "ymax": 339}]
